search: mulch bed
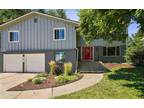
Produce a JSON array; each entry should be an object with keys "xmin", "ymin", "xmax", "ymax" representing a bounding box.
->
[
  {"xmin": 103, "ymin": 63, "xmax": 134, "ymax": 69},
  {"xmin": 7, "ymin": 75, "xmax": 83, "ymax": 91}
]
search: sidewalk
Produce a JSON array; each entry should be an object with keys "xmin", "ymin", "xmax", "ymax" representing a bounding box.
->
[{"xmin": 0, "ymin": 73, "xmax": 103, "ymax": 99}]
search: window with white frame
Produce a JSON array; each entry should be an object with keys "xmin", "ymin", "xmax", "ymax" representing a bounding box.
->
[
  {"xmin": 54, "ymin": 28, "xmax": 65, "ymax": 40},
  {"xmin": 103, "ymin": 46, "xmax": 120, "ymax": 56},
  {"xmin": 9, "ymin": 31, "xmax": 19, "ymax": 42},
  {"xmin": 55, "ymin": 52, "xmax": 65, "ymax": 63}
]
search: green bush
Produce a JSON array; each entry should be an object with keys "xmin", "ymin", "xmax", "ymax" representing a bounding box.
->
[
  {"xmin": 56, "ymin": 74, "xmax": 79, "ymax": 83},
  {"xmin": 64, "ymin": 62, "xmax": 73, "ymax": 76},
  {"xmin": 35, "ymin": 73, "xmax": 48, "ymax": 78},
  {"xmin": 27, "ymin": 78, "xmax": 32, "ymax": 82},
  {"xmin": 32, "ymin": 77, "xmax": 46, "ymax": 84}
]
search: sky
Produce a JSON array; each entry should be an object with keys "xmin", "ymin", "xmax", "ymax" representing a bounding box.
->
[{"xmin": 65, "ymin": 9, "xmax": 139, "ymax": 36}]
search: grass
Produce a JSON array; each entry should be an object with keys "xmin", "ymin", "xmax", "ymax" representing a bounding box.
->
[{"xmin": 55, "ymin": 65, "xmax": 144, "ymax": 99}]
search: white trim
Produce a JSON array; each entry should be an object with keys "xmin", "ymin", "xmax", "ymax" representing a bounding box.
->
[
  {"xmin": 53, "ymin": 27, "xmax": 66, "ymax": 41},
  {"xmin": 81, "ymin": 47, "xmax": 82, "ymax": 61},
  {"xmin": 8, "ymin": 31, "xmax": 19, "ymax": 43},
  {"xmin": 0, "ymin": 11, "xmax": 79, "ymax": 29}
]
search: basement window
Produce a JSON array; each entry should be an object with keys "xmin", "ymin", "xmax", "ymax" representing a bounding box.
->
[{"xmin": 55, "ymin": 52, "xmax": 65, "ymax": 63}]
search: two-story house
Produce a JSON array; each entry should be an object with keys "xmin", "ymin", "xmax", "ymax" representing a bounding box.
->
[{"xmin": 0, "ymin": 11, "xmax": 126, "ymax": 73}]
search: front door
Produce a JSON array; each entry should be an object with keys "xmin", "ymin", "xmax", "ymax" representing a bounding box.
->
[{"xmin": 82, "ymin": 46, "xmax": 93, "ymax": 61}]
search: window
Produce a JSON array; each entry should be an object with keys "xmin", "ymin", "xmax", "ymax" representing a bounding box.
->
[
  {"xmin": 34, "ymin": 18, "xmax": 38, "ymax": 23},
  {"xmin": 55, "ymin": 52, "xmax": 65, "ymax": 63},
  {"xmin": 103, "ymin": 46, "xmax": 120, "ymax": 56},
  {"xmin": 9, "ymin": 31, "xmax": 19, "ymax": 42},
  {"xmin": 103, "ymin": 47, "xmax": 107, "ymax": 56},
  {"xmin": 108, "ymin": 47, "xmax": 115, "ymax": 56},
  {"xmin": 54, "ymin": 28, "xmax": 65, "ymax": 40},
  {"xmin": 116, "ymin": 46, "xmax": 120, "ymax": 56}
]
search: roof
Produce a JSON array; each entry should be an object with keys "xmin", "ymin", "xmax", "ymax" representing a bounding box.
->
[{"xmin": 0, "ymin": 11, "xmax": 80, "ymax": 29}]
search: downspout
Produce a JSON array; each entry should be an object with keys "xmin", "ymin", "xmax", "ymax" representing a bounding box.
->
[{"xmin": 75, "ymin": 48, "xmax": 79, "ymax": 73}]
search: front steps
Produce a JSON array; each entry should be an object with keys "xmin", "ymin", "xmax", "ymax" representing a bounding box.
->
[{"xmin": 78, "ymin": 61, "xmax": 106, "ymax": 73}]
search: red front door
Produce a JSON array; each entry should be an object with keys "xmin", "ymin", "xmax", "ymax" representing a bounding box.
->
[{"xmin": 82, "ymin": 46, "xmax": 93, "ymax": 61}]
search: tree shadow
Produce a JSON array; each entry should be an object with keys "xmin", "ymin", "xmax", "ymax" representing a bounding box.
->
[{"xmin": 108, "ymin": 66, "xmax": 144, "ymax": 98}]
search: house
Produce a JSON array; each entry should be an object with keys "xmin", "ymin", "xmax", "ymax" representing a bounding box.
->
[{"xmin": 0, "ymin": 11, "xmax": 126, "ymax": 73}]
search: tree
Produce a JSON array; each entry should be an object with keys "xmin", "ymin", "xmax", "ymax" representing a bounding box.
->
[
  {"xmin": 33, "ymin": 9, "xmax": 46, "ymax": 14},
  {"xmin": 0, "ymin": 9, "xmax": 31, "ymax": 23},
  {"xmin": 55, "ymin": 9, "xmax": 67, "ymax": 19},
  {"xmin": 47, "ymin": 10, "xmax": 57, "ymax": 16},
  {"xmin": 78, "ymin": 9, "xmax": 144, "ymax": 43},
  {"xmin": 47, "ymin": 9, "xmax": 67, "ymax": 19},
  {"xmin": 125, "ymin": 32, "xmax": 144, "ymax": 65}
]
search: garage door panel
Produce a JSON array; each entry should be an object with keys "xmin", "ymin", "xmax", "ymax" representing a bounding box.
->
[
  {"xmin": 25, "ymin": 54, "xmax": 45, "ymax": 72},
  {"xmin": 4, "ymin": 54, "xmax": 23, "ymax": 72}
]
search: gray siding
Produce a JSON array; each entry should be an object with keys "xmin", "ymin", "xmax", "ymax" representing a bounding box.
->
[
  {"xmin": 45, "ymin": 49, "xmax": 77, "ymax": 72},
  {"xmin": 77, "ymin": 36, "xmax": 126, "ymax": 47},
  {"xmin": 0, "ymin": 53, "xmax": 3, "ymax": 72},
  {"xmin": 1, "ymin": 15, "xmax": 76, "ymax": 52},
  {"xmin": 78, "ymin": 45, "xmax": 126, "ymax": 63}
]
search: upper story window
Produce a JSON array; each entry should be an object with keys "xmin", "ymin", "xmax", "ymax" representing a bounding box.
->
[
  {"xmin": 8, "ymin": 31, "xmax": 19, "ymax": 42},
  {"xmin": 103, "ymin": 46, "xmax": 120, "ymax": 56},
  {"xmin": 53, "ymin": 28, "xmax": 65, "ymax": 40}
]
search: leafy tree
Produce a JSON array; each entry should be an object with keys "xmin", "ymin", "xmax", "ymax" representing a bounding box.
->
[
  {"xmin": 47, "ymin": 9, "xmax": 67, "ymax": 19},
  {"xmin": 55, "ymin": 9, "xmax": 67, "ymax": 19},
  {"xmin": 78, "ymin": 9, "xmax": 144, "ymax": 43},
  {"xmin": 33, "ymin": 9, "xmax": 46, "ymax": 14},
  {"xmin": 0, "ymin": 9, "xmax": 31, "ymax": 23},
  {"xmin": 47, "ymin": 10, "xmax": 57, "ymax": 16},
  {"xmin": 125, "ymin": 32, "xmax": 144, "ymax": 65}
]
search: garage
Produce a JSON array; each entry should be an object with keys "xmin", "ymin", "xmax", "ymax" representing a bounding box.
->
[
  {"xmin": 3, "ymin": 54, "xmax": 23, "ymax": 72},
  {"xmin": 25, "ymin": 54, "xmax": 45, "ymax": 72},
  {"xmin": 3, "ymin": 53, "xmax": 45, "ymax": 72}
]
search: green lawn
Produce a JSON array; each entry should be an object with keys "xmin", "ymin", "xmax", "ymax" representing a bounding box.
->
[{"xmin": 55, "ymin": 66, "xmax": 144, "ymax": 99}]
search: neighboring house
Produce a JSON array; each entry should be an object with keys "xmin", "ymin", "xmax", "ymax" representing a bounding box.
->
[{"xmin": 0, "ymin": 11, "xmax": 126, "ymax": 73}]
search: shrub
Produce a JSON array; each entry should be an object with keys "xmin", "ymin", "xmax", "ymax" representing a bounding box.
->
[
  {"xmin": 48, "ymin": 61, "xmax": 56, "ymax": 75},
  {"xmin": 32, "ymin": 77, "xmax": 46, "ymax": 84},
  {"xmin": 27, "ymin": 78, "xmax": 32, "ymax": 82},
  {"xmin": 56, "ymin": 74, "xmax": 78, "ymax": 83},
  {"xmin": 55, "ymin": 64, "xmax": 63, "ymax": 75},
  {"xmin": 35, "ymin": 73, "xmax": 48, "ymax": 78},
  {"xmin": 64, "ymin": 62, "xmax": 73, "ymax": 76}
]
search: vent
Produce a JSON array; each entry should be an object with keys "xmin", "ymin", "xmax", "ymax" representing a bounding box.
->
[{"xmin": 34, "ymin": 18, "xmax": 38, "ymax": 23}]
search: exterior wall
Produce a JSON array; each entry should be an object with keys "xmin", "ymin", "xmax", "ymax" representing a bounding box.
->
[
  {"xmin": 45, "ymin": 49, "xmax": 77, "ymax": 72},
  {"xmin": 98, "ymin": 45, "xmax": 126, "ymax": 62},
  {"xmin": 2, "ymin": 49, "xmax": 77, "ymax": 72},
  {"xmin": 0, "ymin": 53, "xmax": 3, "ymax": 72},
  {"xmin": 1, "ymin": 15, "xmax": 76, "ymax": 52},
  {"xmin": 77, "ymin": 36, "xmax": 126, "ymax": 47},
  {"xmin": 77, "ymin": 36, "xmax": 126, "ymax": 63}
]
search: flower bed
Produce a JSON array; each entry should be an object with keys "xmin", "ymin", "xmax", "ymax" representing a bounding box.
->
[{"xmin": 7, "ymin": 73, "xmax": 83, "ymax": 91}]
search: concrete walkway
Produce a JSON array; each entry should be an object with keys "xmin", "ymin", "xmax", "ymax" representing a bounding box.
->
[{"xmin": 0, "ymin": 73, "xmax": 103, "ymax": 99}]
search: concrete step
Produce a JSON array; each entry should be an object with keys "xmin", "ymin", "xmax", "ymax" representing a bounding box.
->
[{"xmin": 78, "ymin": 61, "xmax": 105, "ymax": 72}]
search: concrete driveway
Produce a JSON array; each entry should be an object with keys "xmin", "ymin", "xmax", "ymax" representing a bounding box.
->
[{"xmin": 0, "ymin": 73, "xmax": 36, "ymax": 99}]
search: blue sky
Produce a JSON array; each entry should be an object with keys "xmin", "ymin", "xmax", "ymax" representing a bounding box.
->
[{"xmin": 65, "ymin": 9, "xmax": 139, "ymax": 36}]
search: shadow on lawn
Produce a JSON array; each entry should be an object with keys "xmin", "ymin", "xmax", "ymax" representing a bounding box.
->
[{"xmin": 108, "ymin": 66, "xmax": 144, "ymax": 98}]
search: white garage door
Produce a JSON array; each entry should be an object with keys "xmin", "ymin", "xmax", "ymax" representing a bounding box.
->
[
  {"xmin": 3, "ymin": 54, "xmax": 23, "ymax": 72},
  {"xmin": 25, "ymin": 54, "xmax": 45, "ymax": 72}
]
